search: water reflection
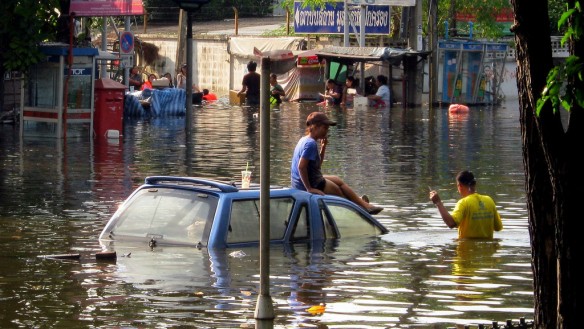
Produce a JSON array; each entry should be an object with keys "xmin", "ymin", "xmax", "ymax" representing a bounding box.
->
[{"xmin": 0, "ymin": 100, "xmax": 532, "ymax": 328}]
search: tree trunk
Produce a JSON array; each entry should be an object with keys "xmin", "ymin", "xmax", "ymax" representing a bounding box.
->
[
  {"xmin": 511, "ymin": 0, "xmax": 584, "ymax": 327},
  {"xmin": 0, "ymin": 66, "xmax": 5, "ymax": 112}
]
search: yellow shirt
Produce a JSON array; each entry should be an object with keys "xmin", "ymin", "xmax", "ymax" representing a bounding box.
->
[{"xmin": 451, "ymin": 193, "xmax": 503, "ymax": 239}]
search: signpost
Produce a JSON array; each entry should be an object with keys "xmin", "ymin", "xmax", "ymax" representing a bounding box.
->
[
  {"xmin": 119, "ymin": 31, "xmax": 134, "ymax": 54},
  {"xmin": 118, "ymin": 31, "xmax": 134, "ymax": 69}
]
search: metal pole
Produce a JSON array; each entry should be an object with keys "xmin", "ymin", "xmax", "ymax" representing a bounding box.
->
[
  {"xmin": 125, "ymin": 17, "xmax": 130, "ymax": 88},
  {"xmin": 185, "ymin": 11, "xmax": 193, "ymax": 135},
  {"xmin": 360, "ymin": 5, "xmax": 366, "ymax": 47},
  {"xmin": 101, "ymin": 18, "xmax": 107, "ymax": 79},
  {"xmin": 255, "ymin": 57, "xmax": 274, "ymax": 321},
  {"xmin": 344, "ymin": 0, "xmax": 349, "ymax": 46}
]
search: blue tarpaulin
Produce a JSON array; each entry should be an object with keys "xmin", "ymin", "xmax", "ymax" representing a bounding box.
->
[{"xmin": 124, "ymin": 89, "xmax": 187, "ymax": 117}]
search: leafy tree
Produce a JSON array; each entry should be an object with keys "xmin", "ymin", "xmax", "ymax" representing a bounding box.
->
[
  {"xmin": 511, "ymin": 0, "xmax": 584, "ymax": 327},
  {"xmin": 0, "ymin": 0, "xmax": 61, "ymax": 111}
]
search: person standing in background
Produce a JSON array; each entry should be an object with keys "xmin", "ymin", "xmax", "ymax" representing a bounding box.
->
[
  {"xmin": 367, "ymin": 75, "xmax": 390, "ymax": 107},
  {"xmin": 163, "ymin": 72, "xmax": 174, "ymax": 88},
  {"xmin": 429, "ymin": 170, "xmax": 503, "ymax": 239},
  {"xmin": 128, "ymin": 66, "xmax": 143, "ymax": 90},
  {"xmin": 176, "ymin": 64, "xmax": 188, "ymax": 90},
  {"xmin": 341, "ymin": 76, "xmax": 361, "ymax": 107},
  {"xmin": 176, "ymin": 63, "xmax": 202, "ymax": 103},
  {"xmin": 270, "ymin": 73, "xmax": 285, "ymax": 105},
  {"xmin": 319, "ymin": 79, "xmax": 343, "ymax": 106},
  {"xmin": 237, "ymin": 61, "xmax": 261, "ymax": 106}
]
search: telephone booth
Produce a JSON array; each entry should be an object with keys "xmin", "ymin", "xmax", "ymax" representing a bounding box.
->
[
  {"xmin": 20, "ymin": 44, "xmax": 98, "ymax": 138},
  {"xmin": 438, "ymin": 40, "xmax": 508, "ymax": 105}
]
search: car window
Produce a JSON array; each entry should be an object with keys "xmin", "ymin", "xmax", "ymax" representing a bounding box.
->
[
  {"xmin": 321, "ymin": 203, "xmax": 338, "ymax": 239},
  {"xmin": 325, "ymin": 202, "xmax": 384, "ymax": 237},
  {"xmin": 227, "ymin": 197, "xmax": 294, "ymax": 244},
  {"xmin": 112, "ymin": 188, "xmax": 217, "ymax": 244},
  {"xmin": 290, "ymin": 204, "xmax": 309, "ymax": 241}
]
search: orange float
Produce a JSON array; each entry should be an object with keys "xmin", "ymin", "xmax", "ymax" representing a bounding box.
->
[{"xmin": 448, "ymin": 104, "xmax": 470, "ymax": 113}]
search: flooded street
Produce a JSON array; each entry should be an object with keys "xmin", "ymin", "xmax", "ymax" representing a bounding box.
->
[{"xmin": 0, "ymin": 97, "xmax": 533, "ymax": 328}]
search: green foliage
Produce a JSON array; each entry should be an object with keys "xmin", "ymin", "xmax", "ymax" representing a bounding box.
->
[
  {"xmin": 281, "ymin": 0, "xmax": 327, "ymax": 11},
  {"xmin": 419, "ymin": 0, "xmax": 565, "ymax": 39},
  {"xmin": 549, "ymin": 0, "xmax": 568, "ymax": 34},
  {"xmin": 537, "ymin": 1, "xmax": 584, "ymax": 115},
  {"xmin": 0, "ymin": 0, "xmax": 61, "ymax": 74}
]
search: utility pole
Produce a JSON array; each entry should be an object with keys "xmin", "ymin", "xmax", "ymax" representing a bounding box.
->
[{"xmin": 429, "ymin": 0, "xmax": 438, "ymax": 107}]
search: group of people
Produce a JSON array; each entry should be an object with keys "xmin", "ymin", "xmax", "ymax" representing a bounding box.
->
[
  {"xmin": 319, "ymin": 75, "xmax": 391, "ymax": 108},
  {"xmin": 236, "ymin": 60, "xmax": 287, "ymax": 106},
  {"xmin": 128, "ymin": 66, "xmax": 174, "ymax": 91},
  {"xmin": 235, "ymin": 61, "xmax": 394, "ymax": 108},
  {"xmin": 126, "ymin": 64, "xmax": 218, "ymax": 101},
  {"xmin": 291, "ymin": 110, "xmax": 503, "ymax": 239}
]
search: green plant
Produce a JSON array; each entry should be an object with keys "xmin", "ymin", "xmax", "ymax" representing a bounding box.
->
[{"xmin": 537, "ymin": 1, "xmax": 584, "ymax": 114}]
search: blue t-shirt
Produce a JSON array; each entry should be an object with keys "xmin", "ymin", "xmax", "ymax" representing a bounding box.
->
[{"xmin": 290, "ymin": 136, "xmax": 324, "ymax": 190}]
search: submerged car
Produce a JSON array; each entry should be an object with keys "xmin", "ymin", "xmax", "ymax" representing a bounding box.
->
[{"xmin": 99, "ymin": 176, "xmax": 388, "ymax": 249}]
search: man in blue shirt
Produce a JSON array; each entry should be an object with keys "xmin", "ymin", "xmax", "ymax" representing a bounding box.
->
[{"xmin": 290, "ymin": 112, "xmax": 383, "ymax": 214}]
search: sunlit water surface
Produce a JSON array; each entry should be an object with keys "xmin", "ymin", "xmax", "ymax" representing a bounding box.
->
[{"xmin": 0, "ymin": 99, "xmax": 532, "ymax": 328}]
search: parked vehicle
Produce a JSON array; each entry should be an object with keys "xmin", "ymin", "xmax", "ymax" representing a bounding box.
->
[{"xmin": 99, "ymin": 176, "xmax": 388, "ymax": 249}]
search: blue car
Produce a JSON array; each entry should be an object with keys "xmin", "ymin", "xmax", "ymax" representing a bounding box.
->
[{"xmin": 99, "ymin": 176, "xmax": 388, "ymax": 249}]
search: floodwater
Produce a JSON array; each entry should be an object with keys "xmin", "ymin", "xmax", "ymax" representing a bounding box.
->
[{"xmin": 0, "ymin": 95, "xmax": 533, "ymax": 328}]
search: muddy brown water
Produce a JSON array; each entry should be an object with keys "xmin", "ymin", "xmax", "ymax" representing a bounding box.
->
[{"xmin": 0, "ymin": 99, "xmax": 533, "ymax": 328}]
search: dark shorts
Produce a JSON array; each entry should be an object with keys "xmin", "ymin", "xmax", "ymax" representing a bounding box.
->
[{"xmin": 314, "ymin": 179, "xmax": 326, "ymax": 191}]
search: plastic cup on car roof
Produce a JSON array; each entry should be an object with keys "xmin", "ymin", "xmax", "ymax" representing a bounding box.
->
[{"xmin": 241, "ymin": 171, "xmax": 252, "ymax": 189}]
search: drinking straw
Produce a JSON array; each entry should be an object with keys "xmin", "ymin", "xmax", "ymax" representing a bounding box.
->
[{"xmin": 246, "ymin": 161, "xmax": 249, "ymax": 172}]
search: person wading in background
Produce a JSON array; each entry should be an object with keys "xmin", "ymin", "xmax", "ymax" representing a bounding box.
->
[
  {"xmin": 429, "ymin": 170, "xmax": 503, "ymax": 239},
  {"xmin": 237, "ymin": 61, "xmax": 261, "ymax": 106}
]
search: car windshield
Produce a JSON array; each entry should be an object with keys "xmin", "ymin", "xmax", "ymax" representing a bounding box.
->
[{"xmin": 110, "ymin": 187, "xmax": 218, "ymax": 244}]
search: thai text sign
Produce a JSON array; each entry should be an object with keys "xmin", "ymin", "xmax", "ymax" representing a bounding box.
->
[
  {"xmin": 70, "ymin": 0, "xmax": 144, "ymax": 17},
  {"xmin": 294, "ymin": 2, "xmax": 390, "ymax": 35}
]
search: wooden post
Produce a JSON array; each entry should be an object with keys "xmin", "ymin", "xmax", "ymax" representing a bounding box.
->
[
  {"xmin": 286, "ymin": 8, "xmax": 290, "ymax": 35},
  {"xmin": 176, "ymin": 10, "xmax": 187, "ymax": 75},
  {"xmin": 233, "ymin": 7, "xmax": 239, "ymax": 36}
]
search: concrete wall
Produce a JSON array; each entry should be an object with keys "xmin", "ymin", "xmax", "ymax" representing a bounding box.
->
[
  {"xmin": 195, "ymin": 37, "xmax": 231, "ymax": 93},
  {"xmin": 139, "ymin": 34, "xmax": 232, "ymax": 96}
]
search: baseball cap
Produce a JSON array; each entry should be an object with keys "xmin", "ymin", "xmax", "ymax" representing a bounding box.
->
[{"xmin": 306, "ymin": 112, "xmax": 336, "ymax": 126}]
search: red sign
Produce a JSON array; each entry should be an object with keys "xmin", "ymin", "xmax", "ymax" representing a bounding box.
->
[
  {"xmin": 297, "ymin": 56, "xmax": 320, "ymax": 66},
  {"xmin": 456, "ymin": 8, "xmax": 513, "ymax": 23},
  {"xmin": 70, "ymin": 0, "xmax": 144, "ymax": 17}
]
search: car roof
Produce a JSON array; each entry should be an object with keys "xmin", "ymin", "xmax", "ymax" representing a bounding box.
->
[{"xmin": 141, "ymin": 175, "xmax": 310, "ymax": 199}]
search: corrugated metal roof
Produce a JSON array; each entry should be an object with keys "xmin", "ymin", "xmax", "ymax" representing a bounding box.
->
[{"xmin": 315, "ymin": 46, "xmax": 431, "ymax": 63}]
